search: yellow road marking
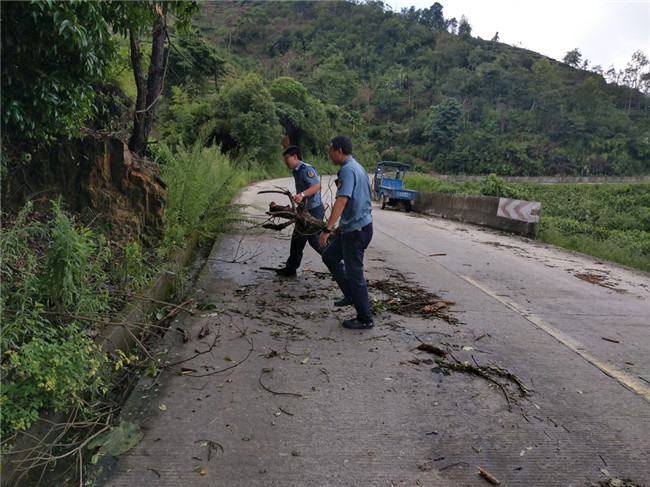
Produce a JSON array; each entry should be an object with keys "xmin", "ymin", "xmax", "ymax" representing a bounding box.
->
[{"xmin": 461, "ymin": 275, "xmax": 650, "ymax": 403}]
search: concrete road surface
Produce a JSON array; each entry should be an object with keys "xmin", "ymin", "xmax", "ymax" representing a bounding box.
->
[{"xmin": 101, "ymin": 176, "xmax": 650, "ymax": 487}]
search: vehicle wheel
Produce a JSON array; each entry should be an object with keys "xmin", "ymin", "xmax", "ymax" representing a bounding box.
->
[
  {"xmin": 405, "ymin": 201, "xmax": 412, "ymax": 212},
  {"xmin": 380, "ymin": 195, "xmax": 386, "ymax": 209}
]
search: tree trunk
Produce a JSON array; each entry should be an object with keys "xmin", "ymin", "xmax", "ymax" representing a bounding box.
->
[
  {"xmin": 128, "ymin": 30, "xmax": 147, "ymax": 155},
  {"xmin": 129, "ymin": 13, "xmax": 167, "ymax": 156}
]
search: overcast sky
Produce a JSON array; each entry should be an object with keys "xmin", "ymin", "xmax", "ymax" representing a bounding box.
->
[{"xmin": 384, "ymin": 0, "xmax": 650, "ymax": 71}]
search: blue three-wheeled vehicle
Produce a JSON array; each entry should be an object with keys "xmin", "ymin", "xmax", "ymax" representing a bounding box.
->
[{"xmin": 372, "ymin": 161, "xmax": 417, "ymax": 212}]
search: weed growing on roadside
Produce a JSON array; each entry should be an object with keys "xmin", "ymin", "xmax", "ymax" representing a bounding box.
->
[
  {"xmin": 114, "ymin": 241, "xmax": 153, "ymax": 291},
  {"xmin": 156, "ymin": 140, "xmax": 256, "ymax": 249},
  {"xmin": 1, "ymin": 199, "xmax": 112, "ymax": 444}
]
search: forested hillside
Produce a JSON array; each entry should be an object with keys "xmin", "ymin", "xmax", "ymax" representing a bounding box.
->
[{"xmin": 161, "ymin": 0, "xmax": 649, "ymax": 176}]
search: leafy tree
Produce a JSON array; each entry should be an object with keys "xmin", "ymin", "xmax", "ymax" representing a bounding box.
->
[
  {"xmin": 475, "ymin": 62, "xmax": 507, "ymax": 99},
  {"xmin": 213, "ymin": 73, "xmax": 283, "ymax": 161},
  {"xmin": 430, "ymin": 32, "xmax": 472, "ymax": 76},
  {"xmin": 418, "ymin": 2, "xmax": 450, "ymax": 31},
  {"xmin": 158, "ymin": 86, "xmax": 204, "ymax": 146},
  {"xmin": 166, "ymin": 29, "xmax": 226, "ymax": 95},
  {"xmin": 424, "ymin": 97, "xmax": 462, "ymax": 152},
  {"xmin": 570, "ymin": 76, "xmax": 611, "ymax": 119},
  {"xmin": 1, "ymin": 1, "xmax": 116, "ymax": 146},
  {"xmin": 458, "ymin": 15, "xmax": 472, "ymax": 37},
  {"xmin": 228, "ymin": 5, "xmax": 272, "ymax": 49},
  {"xmin": 306, "ymin": 54, "xmax": 360, "ymax": 106},
  {"xmin": 373, "ymin": 67, "xmax": 411, "ymax": 116},
  {"xmin": 101, "ymin": 1, "xmax": 200, "ymax": 155},
  {"xmin": 440, "ymin": 67, "xmax": 474, "ymax": 99},
  {"xmin": 1, "ymin": 0, "xmax": 199, "ymax": 159},
  {"xmin": 269, "ymin": 77, "xmax": 330, "ymax": 157},
  {"xmin": 604, "ymin": 50, "xmax": 650, "ymax": 95},
  {"xmin": 622, "ymin": 50, "xmax": 650, "ymax": 105},
  {"xmin": 563, "ymin": 48, "xmax": 589, "ymax": 70},
  {"xmin": 528, "ymin": 57, "xmax": 568, "ymax": 137}
]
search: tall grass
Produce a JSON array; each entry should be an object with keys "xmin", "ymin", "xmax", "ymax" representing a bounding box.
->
[
  {"xmin": 157, "ymin": 141, "xmax": 261, "ymax": 247},
  {"xmin": 0, "ymin": 142, "xmax": 266, "ymax": 445}
]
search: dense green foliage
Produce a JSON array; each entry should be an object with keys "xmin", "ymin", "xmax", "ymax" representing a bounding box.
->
[
  {"xmin": 524, "ymin": 182, "xmax": 650, "ymax": 272},
  {"xmin": 1, "ymin": 0, "xmax": 648, "ymax": 468},
  {"xmin": 0, "ymin": 0, "xmax": 198, "ymax": 153},
  {"xmin": 0, "ymin": 140, "xmax": 258, "ymax": 447},
  {"xmin": 4, "ymin": 1, "xmax": 647, "ymax": 175},
  {"xmin": 1, "ymin": 201, "xmax": 112, "ymax": 440},
  {"xmin": 165, "ymin": 28, "xmax": 227, "ymax": 96},
  {"xmin": 156, "ymin": 71, "xmax": 338, "ymax": 164},
  {"xmin": 185, "ymin": 0, "xmax": 649, "ymax": 176},
  {"xmin": 154, "ymin": 140, "xmax": 260, "ymax": 247},
  {"xmin": 1, "ymin": 1, "xmax": 116, "ymax": 145}
]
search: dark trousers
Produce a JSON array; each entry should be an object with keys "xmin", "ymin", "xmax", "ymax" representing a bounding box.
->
[
  {"xmin": 285, "ymin": 205, "xmax": 325, "ymax": 271},
  {"xmin": 322, "ymin": 222, "xmax": 373, "ymax": 323}
]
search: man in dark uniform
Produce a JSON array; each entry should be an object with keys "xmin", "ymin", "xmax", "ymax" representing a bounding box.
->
[
  {"xmin": 318, "ymin": 136, "xmax": 374, "ymax": 329},
  {"xmin": 274, "ymin": 145, "xmax": 325, "ymax": 277}
]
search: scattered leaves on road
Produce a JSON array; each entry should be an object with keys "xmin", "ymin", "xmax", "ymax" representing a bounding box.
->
[{"xmin": 368, "ymin": 278, "xmax": 459, "ymax": 324}]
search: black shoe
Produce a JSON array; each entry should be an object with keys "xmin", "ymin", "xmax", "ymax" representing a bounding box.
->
[
  {"xmin": 334, "ymin": 296, "xmax": 353, "ymax": 307},
  {"xmin": 274, "ymin": 267, "xmax": 296, "ymax": 277},
  {"xmin": 342, "ymin": 318, "xmax": 374, "ymax": 330}
]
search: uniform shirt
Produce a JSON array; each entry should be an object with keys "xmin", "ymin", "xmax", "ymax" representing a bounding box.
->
[
  {"xmin": 335, "ymin": 157, "xmax": 373, "ymax": 233},
  {"xmin": 293, "ymin": 161, "xmax": 322, "ymax": 211}
]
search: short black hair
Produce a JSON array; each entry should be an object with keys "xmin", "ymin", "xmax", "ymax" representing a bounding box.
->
[
  {"xmin": 283, "ymin": 145, "xmax": 302, "ymax": 160},
  {"xmin": 330, "ymin": 135, "xmax": 353, "ymax": 155}
]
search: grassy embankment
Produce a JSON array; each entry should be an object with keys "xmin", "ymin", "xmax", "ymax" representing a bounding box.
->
[
  {"xmin": 0, "ymin": 141, "xmax": 278, "ymax": 449},
  {"xmin": 406, "ymin": 174, "xmax": 650, "ymax": 273}
]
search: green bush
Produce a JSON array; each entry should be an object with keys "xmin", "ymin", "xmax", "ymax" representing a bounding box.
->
[
  {"xmin": 0, "ymin": 142, "xmax": 266, "ymax": 450},
  {"xmin": 44, "ymin": 200, "xmax": 111, "ymax": 313},
  {"xmin": 538, "ymin": 217, "xmax": 650, "ymax": 271},
  {"xmin": 114, "ymin": 241, "xmax": 153, "ymax": 291},
  {"xmin": 479, "ymin": 173, "xmax": 526, "ymax": 199},
  {"xmin": 1, "ymin": 200, "xmax": 111, "ymax": 442},
  {"xmin": 1, "ymin": 323, "xmax": 107, "ymax": 434}
]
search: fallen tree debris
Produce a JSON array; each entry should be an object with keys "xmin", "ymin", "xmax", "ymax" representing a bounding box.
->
[
  {"xmin": 415, "ymin": 343, "xmax": 448, "ymax": 357},
  {"xmin": 258, "ymin": 189, "xmax": 327, "ymax": 236},
  {"xmin": 368, "ymin": 279, "xmax": 458, "ymax": 324},
  {"xmin": 477, "ymin": 466, "xmax": 500, "ymax": 484},
  {"xmin": 259, "ymin": 368, "xmax": 302, "ymax": 397},
  {"xmin": 601, "ymin": 336, "xmax": 620, "ymax": 344},
  {"xmin": 574, "ymin": 272, "xmax": 618, "ymax": 290},
  {"xmin": 425, "ymin": 352, "xmax": 533, "ymax": 410},
  {"xmin": 193, "ymin": 439, "xmax": 224, "ymax": 461},
  {"xmin": 176, "ymin": 327, "xmax": 189, "ymax": 343},
  {"xmin": 599, "ymin": 478, "xmax": 645, "ymax": 487},
  {"xmin": 198, "ymin": 324, "xmax": 211, "ymax": 339}
]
